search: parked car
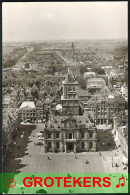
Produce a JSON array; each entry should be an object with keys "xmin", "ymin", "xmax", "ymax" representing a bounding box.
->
[
  {"xmin": 37, "ymin": 133, "xmax": 43, "ymax": 137},
  {"xmin": 38, "ymin": 137, "xmax": 44, "ymax": 140}
]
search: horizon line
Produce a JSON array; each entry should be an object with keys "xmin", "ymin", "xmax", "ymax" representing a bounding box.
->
[{"xmin": 3, "ymin": 38, "xmax": 128, "ymax": 44}]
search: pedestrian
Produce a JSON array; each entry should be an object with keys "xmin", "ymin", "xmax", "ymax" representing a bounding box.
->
[
  {"xmin": 34, "ymin": 142, "xmax": 35, "ymax": 145},
  {"xmin": 115, "ymin": 163, "xmax": 119, "ymax": 167},
  {"xmin": 85, "ymin": 159, "xmax": 89, "ymax": 164},
  {"xmin": 48, "ymin": 157, "xmax": 50, "ymax": 160}
]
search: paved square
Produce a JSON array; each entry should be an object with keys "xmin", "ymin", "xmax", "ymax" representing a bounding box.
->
[{"xmin": 4, "ymin": 124, "xmax": 127, "ymax": 173}]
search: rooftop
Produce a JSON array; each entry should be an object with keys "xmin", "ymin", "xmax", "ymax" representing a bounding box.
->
[
  {"xmin": 36, "ymin": 101, "xmax": 43, "ymax": 106},
  {"xmin": 20, "ymin": 101, "xmax": 36, "ymax": 109},
  {"xmin": 87, "ymin": 78, "xmax": 106, "ymax": 88},
  {"xmin": 78, "ymin": 88, "xmax": 88, "ymax": 97},
  {"xmin": 45, "ymin": 112, "xmax": 95, "ymax": 130}
]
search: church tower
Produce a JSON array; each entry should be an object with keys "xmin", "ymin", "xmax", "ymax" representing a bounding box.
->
[
  {"xmin": 71, "ymin": 42, "xmax": 74, "ymax": 60},
  {"xmin": 61, "ymin": 67, "xmax": 80, "ymax": 116}
]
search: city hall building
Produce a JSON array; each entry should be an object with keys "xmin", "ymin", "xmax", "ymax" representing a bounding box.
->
[{"xmin": 44, "ymin": 69, "xmax": 97, "ymax": 153}]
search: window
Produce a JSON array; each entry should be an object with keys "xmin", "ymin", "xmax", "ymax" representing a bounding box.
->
[
  {"xmin": 81, "ymin": 133, "xmax": 84, "ymax": 138},
  {"xmin": 68, "ymin": 87, "xmax": 72, "ymax": 91},
  {"xmin": 89, "ymin": 133, "xmax": 93, "ymax": 138},
  {"xmin": 69, "ymin": 133, "xmax": 72, "ymax": 139},
  {"xmin": 81, "ymin": 142, "xmax": 84, "ymax": 148},
  {"xmin": 104, "ymin": 120, "xmax": 106, "ymax": 124},
  {"xmin": 48, "ymin": 142, "xmax": 52, "ymax": 148},
  {"xmin": 67, "ymin": 122, "xmax": 70, "ymax": 128},
  {"xmin": 89, "ymin": 142, "xmax": 93, "ymax": 148},
  {"xmin": 56, "ymin": 142, "xmax": 60, "ymax": 149},
  {"xmin": 56, "ymin": 133, "xmax": 59, "ymax": 138},
  {"xmin": 48, "ymin": 132, "xmax": 51, "ymax": 139}
]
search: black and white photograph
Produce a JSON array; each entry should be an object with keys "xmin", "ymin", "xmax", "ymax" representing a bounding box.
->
[{"xmin": 2, "ymin": 0, "xmax": 128, "ymax": 183}]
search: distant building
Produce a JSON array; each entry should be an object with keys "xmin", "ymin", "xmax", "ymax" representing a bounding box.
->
[
  {"xmin": 10, "ymin": 90, "xmax": 18, "ymax": 107},
  {"xmin": 3, "ymin": 94, "xmax": 11, "ymax": 108},
  {"xmin": 19, "ymin": 101, "xmax": 36, "ymax": 123},
  {"xmin": 78, "ymin": 88, "xmax": 90, "ymax": 102},
  {"xmin": 87, "ymin": 95, "xmax": 126, "ymax": 125},
  {"xmin": 86, "ymin": 78, "xmax": 106, "ymax": 95},
  {"xmin": 84, "ymin": 72, "xmax": 96, "ymax": 80},
  {"xmin": 36, "ymin": 101, "xmax": 44, "ymax": 123},
  {"xmin": 39, "ymin": 91, "xmax": 47, "ymax": 101},
  {"xmin": 43, "ymin": 95, "xmax": 55, "ymax": 121},
  {"xmin": 26, "ymin": 91, "xmax": 33, "ymax": 101},
  {"xmin": 71, "ymin": 42, "xmax": 74, "ymax": 60},
  {"xmin": 18, "ymin": 90, "xmax": 25, "ymax": 103}
]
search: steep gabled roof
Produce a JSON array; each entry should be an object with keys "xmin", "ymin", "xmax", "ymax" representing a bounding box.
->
[{"xmin": 20, "ymin": 101, "xmax": 35, "ymax": 109}]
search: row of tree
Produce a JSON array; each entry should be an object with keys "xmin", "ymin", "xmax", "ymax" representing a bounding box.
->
[{"xmin": 3, "ymin": 47, "xmax": 27, "ymax": 68}]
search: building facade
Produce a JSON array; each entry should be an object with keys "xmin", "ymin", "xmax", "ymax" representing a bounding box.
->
[
  {"xmin": 61, "ymin": 68, "xmax": 80, "ymax": 116},
  {"xmin": 44, "ymin": 69, "xmax": 97, "ymax": 153},
  {"xmin": 36, "ymin": 101, "xmax": 44, "ymax": 123},
  {"xmin": 19, "ymin": 101, "xmax": 36, "ymax": 123}
]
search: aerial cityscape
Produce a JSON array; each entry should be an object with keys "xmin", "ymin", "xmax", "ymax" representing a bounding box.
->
[
  {"xmin": 3, "ymin": 38, "xmax": 128, "ymax": 173},
  {"xmin": 2, "ymin": 3, "xmax": 128, "ymax": 194}
]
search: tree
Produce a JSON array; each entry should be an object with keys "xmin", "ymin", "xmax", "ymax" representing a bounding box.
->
[
  {"xmin": 79, "ymin": 65, "xmax": 88, "ymax": 74},
  {"xmin": 77, "ymin": 76, "xmax": 86, "ymax": 89},
  {"xmin": 90, "ymin": 65, "xmax": 105, "ymax": 75}
]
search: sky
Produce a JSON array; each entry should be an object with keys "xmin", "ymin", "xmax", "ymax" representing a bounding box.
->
[{"xmin": 2, "ymin": 2, "xmax": 128, "ymax": 42}]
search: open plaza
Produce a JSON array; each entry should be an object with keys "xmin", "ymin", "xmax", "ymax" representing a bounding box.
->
[{"xmin": 4, "ymin": 124, "xmax": 127, "ymax": 174}]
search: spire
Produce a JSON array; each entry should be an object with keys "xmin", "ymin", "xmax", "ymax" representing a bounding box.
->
[{"xmin": 71, "ymin": 42, "xmax": 74, "ymax": 59}]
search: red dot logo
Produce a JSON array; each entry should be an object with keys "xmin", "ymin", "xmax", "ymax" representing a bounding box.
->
[{"xmin": 7, "ymin": 179, "xmax": 16, "ymax": 188}]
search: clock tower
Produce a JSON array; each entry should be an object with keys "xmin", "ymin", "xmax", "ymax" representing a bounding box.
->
[{"xmin": 61, "ymin": 68, "xmax": 80, "ymax": 116}]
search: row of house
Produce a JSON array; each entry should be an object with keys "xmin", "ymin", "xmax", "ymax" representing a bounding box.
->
[
  {"xmin": 3, "ymin": 107, "xmax": 21, "ymax": 159},
  {"xmin": 112, "ymin": 112, "xmax": 128, "ymax": 163},
  {"xmin": 85, "ymin": 87, "xmax": 126, "ymax": 125}
]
